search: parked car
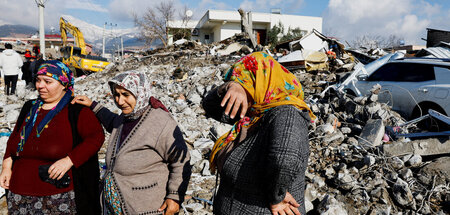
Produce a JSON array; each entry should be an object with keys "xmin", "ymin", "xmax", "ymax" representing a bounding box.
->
[{"xmin": 342, "ymin": 57, "xmax": 450, "ymax": 124}]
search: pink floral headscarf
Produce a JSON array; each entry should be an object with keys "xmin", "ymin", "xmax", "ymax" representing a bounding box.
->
[{"xmin": 108, "ymin": 71, "xmax": 151, "ymax": 119}]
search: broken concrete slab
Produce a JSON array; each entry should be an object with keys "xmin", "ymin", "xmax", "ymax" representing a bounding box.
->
[
  {"xmin": 216, "ymin": 42, "xmax": 243, "ymax": 56},
  {"xmin": 358, "ymin": 119, "xmax": 385, "ymax": 147},
  {"xmin": 419, "ymin": 157, "xmax": 450, "ymax": 183},
  {"xmin": 383, "ymin": 138, "xmax": 450, "ymax": 157}
]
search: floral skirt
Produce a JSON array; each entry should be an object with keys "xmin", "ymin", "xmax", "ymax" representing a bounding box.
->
[
  {"xmin": 7, "ymin": 190, "xmax": 76, "ymax": 214},
  {"xmin": 104, "ymin": 173, "xmax": 124, "ymax": 215}
]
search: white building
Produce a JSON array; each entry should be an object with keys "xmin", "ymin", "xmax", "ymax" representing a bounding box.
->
[{"xmin": 168, "ymin": 9, "xmax": 322, "ymax": 45}]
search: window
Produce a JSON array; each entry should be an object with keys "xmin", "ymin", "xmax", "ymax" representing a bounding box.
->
[
  {"xmin": 434, "ymin": 66, "xmax": 450, "ymax": 84},
  {"xmin": 72, "ymin": 47, "xmax": 82, "ymax": 57},
  {"xmin": 368, "ymin": 63, "xmax": 435, "ymax": 82}
]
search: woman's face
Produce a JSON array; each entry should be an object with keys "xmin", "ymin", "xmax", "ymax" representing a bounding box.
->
[
  {"xmin": 36, "ymin": 75, "xmax": 66, "ymax": 104},
  {"xmin": 114, "ymin": 86, "xmax": 137, "ymax": 115}
]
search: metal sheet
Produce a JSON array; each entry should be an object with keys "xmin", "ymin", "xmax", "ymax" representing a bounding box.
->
[{"xmin": 416, "ymin": 47, "xmax": 450, "ymax": 58}]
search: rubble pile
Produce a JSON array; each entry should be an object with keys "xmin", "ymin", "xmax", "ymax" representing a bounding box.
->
[
  {"xmin": 0, "ymin": 36, "xmax": 449, "ymax": 214},
  {"xmin": 304, "ymin": 88, "xmax": 450, "ymax": 214}
]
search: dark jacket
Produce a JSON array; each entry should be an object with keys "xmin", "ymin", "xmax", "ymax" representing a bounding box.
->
[
  {"xmin": 202, "ymin": 86, "xmax": 310, "ymax": 215},
  {"xmin": 21, "ymin": 61, "xmax": 32, "ymax": 83}
]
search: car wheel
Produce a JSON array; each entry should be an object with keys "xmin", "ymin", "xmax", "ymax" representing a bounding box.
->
[{"xmin": 411, "ymin": 103, "xmax": 448, "ymax": 131}]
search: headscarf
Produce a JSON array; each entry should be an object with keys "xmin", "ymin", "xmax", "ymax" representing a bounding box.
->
[
  {"xmin": 17, "ymin": 60, "xmax": 74, "ymax": 155},
  {"xmin": 209, "ymin": 52, "xmax": 316, "ymax": 172},
  {"xmin": 108, "ymin": 71, "xmax": 151, "ymax": 120}
]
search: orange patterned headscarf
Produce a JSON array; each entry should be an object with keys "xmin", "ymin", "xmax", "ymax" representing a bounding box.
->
[{"xmin": 209, "ymin": 52, "xmax": 316, "ymax": 172}]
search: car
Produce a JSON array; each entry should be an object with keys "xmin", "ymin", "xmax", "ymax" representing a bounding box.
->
[{"xmin": 342, "ymin": 57, "xmax": 450, "ymax": 123}]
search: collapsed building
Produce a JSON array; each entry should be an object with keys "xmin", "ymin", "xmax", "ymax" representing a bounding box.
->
[{"xmin": 0, "ymin": 29, "xmax": 449, "ymax": 215}]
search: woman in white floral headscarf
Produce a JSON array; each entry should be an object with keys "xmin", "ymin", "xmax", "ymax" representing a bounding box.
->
[{"xmin": 72, "ymin": 71, "xmax": 191, "ymax": 215}]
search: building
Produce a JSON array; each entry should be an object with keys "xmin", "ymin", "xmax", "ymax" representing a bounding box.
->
[
  {"xmin": 426, "ymin": 28, "xmax": 450, "ymax": 48},
  {"xmin": 168, "ymin": 9, "xmax": 322, "ymax": 45}
]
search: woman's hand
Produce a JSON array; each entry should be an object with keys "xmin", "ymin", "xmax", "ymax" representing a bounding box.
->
[
  {"xmin": 270, "ymin": 192, "xmax": 301, "ymax": 215},
  {"xmin": 221, "ymin": 82, "xmax": 249, "ymax": 119},
  {"xmin": 71, "ymin": 95, "xmax": 93, "ymax": 107},
  {"xmin": 0, "ymin": 157, "xmax": 13, "ymax": 189},
  {"xmin": 49, "ymin": 156, "xmax": 73, "ymax": 180},
  {"xmin": 158, "ymin": 198, "xmax": 180, "ymax": 215}
]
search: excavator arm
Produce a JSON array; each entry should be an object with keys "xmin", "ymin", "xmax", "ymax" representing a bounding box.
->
[{"xmin": 59, "ymin": 17, "xmax": 87, "ymax": 55}]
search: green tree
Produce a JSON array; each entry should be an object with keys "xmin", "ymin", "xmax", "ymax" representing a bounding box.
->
[
  {"xmin": 267, "ymin": 22, "xmax": 284, "ymax": 48},
  {"xmin": 267, "ymin": 23, "xmax": 305, "ymax": 49}
]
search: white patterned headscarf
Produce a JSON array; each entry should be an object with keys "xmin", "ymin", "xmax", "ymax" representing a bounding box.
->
[{"xmin": 108, "ymin": 70, "xmax": 151, "ymax": 120}]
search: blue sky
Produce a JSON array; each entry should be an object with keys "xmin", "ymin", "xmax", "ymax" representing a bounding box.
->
[{"xmin": 1, "ymin": 0, "xmax": 449, "ymax": 45}]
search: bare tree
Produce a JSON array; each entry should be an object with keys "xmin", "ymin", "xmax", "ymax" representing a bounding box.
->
[
  {"xmin": 177, "ymin": 5, "xmax": 192, "ymax": 39},
  {"xmin": 133, "ymin": 1, "xmax": 175, "ymax": 48},
  {"xmin": 351, "ymin": 34, "xmax": 404, "ymax": 49},
  {"xmin": 384, "ymin": 34, "xmax": 404, "ymax": 48}
]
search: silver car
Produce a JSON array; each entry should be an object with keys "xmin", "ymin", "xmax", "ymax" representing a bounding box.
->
[{"xmin": 345, "ymin": 57, "xmax": 450, "ymax": 120}]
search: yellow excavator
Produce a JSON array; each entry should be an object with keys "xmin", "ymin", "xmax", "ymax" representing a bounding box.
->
[{"xmin": 59, "ymin": 17, "xmax": 109, "ymax": 75}]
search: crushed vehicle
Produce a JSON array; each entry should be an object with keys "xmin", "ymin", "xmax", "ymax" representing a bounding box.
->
[{"xmin": 324, "ymin": 54, "xmax": 450, "ymax": 123}]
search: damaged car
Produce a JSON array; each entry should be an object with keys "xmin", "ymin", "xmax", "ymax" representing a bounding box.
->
[{"xmin": 324, "ymin": 54, "xmax": 450, "ymax": 123}]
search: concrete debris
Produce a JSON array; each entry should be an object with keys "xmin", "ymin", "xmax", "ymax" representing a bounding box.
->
[
  {"xmin": 1, "ymin": 32, "xmax": 449, "ymax": 215},
  {"xmin": 392, "ymin": 178, "xmax": 414, "ymax": 207},
  {"xmin": 358, "ymin": 119, "xmax": 385, "ymax": 147},
  {"xmin": 383, "ymin": 138, "xmax": 450, "ymax": 157}
]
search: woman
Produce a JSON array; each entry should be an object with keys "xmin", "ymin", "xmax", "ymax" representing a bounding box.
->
[
  {"xmin": 202, "ymin": 52, "xmax": 316, "ymax": 215},
  {"xmin": 72, "ymin": 71, "xmax": 191, "ymax": 215},
  {"xmin": 0, "ymin": 60, "xmax": 105, "ymax": 214}
]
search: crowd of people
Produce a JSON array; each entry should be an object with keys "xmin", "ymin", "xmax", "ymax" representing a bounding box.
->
[
  {"xmin": 0, "ymin": 50, "xmax": 313, "ymax": 215},
  {"xmin": 0, "ymin": 43, "xmax": 44, "ymax": 95}
]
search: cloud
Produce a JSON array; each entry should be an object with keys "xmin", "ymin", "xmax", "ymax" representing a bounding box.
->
[
  {"xmin": 323, "ymin": 0, "xmax": 449, "ymax": 45},
  {"xmin": 238, "ymin": 0, "xmax": 304, "ymax": 14},
  {"xmin": 65, "ymin": 0, "xmax": 108, "ymax": 13},
  {"xmin": 198, "ymin": 0, "xmax": 232, "ymax": 11},
  {"xmin": 0, "ymin": 0, "xmax": 40, "ymax": 26},
  {"xmin": 108, "ymin": 0, "xmax": 193, "ymax": 22},
  {"xmin": 0, "ymin": 0, "xmax": 108, "ymax": 29}
]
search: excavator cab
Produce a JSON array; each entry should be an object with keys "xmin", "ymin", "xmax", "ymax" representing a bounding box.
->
[{"xmin": 61, "ymin": 46, "xmax": 70, "ymax": 59}]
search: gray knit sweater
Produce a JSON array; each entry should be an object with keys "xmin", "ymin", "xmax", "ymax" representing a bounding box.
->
[
  {"xmin": 94, "ymin": 105, "xmax": 191, "ymax": 215},
  {"xmin": 213, "ymin": 105, "xmax": 310, "ymax": 215}
]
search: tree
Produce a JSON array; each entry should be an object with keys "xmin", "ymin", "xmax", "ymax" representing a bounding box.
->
[
  {"xmin": 351, "ymin": 34, "xmax": 404, "ymax": 49},
  {"xmin": 133, "ymin": 1, "xmax": 175, "ymax": 48},
  {"xmin": 267, "ymin": 22, "xmax": 306, "ymax": 49},
  {"xmin": 267, "ymin": 22, "xmax": 284, "ymax": 48},
  {"xmin": 280, "ymin": 27, "xmax": 305, "ymax": 43},
  {"xmin": 170, "ymin": 5, "xmax": 192, "ymax": 41}
]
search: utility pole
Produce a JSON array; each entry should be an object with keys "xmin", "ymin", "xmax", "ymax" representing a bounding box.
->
[
  {"xmin": 35, "ymin": 0, "xmax": 47, "ymax": 59},
  {"xmin": 102, "ymin": 22, "xmax": 106, "ymax": 57},
  {"xmin": 121, "ymin": 37, "xmax": 124, "ymax": 60}
]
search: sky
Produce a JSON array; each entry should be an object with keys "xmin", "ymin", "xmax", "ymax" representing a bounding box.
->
[{"xmin": 0, "ymin": 0, "xmax": 449, "ymax": 45}]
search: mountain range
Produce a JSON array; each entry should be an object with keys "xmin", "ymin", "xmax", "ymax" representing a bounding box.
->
[{"xmin": 0, "ymin": 25, "xmax": 37, "ymax": 37}]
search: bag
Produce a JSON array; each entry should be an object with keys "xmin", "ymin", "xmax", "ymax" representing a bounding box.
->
[{"xmin": 38, "ymin": 164, "xmax": 71, "ymax": 189}]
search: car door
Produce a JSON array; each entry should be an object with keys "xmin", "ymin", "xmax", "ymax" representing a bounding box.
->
[
  {"xmin": 384, "ymin": 63, "xmax": 436, "ymax": 117},
  {"xmin": 357, "ymin": 62, "xmax": 436, "ymax": 117}
]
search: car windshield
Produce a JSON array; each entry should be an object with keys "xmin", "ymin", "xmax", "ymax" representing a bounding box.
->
[{"xmin": 364, "ymin": 52, "xmax": 404, "ymax": 75}]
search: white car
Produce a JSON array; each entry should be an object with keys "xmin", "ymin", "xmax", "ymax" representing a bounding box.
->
[{"xmin": 343, "ymin": 57, "xmax": 450, "ymax": 121}]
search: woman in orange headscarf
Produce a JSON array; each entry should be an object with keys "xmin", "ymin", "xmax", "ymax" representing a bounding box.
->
[{"xmin": 202, "ymin": 52, "xmax": 315, "ymax": 215}]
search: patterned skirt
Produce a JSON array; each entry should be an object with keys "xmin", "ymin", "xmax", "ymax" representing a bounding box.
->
[
  {"xmin": 104, "ymin": 173, "xmax": 124, "ymax": 215},
  {"xmin": 7, "ymin": 190, "xmax": 77, "ymax": 214}
]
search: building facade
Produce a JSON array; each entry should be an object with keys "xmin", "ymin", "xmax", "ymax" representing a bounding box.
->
[{"xmin": 168, "ymin": 9, "xmax": 322, "ymax": 45}]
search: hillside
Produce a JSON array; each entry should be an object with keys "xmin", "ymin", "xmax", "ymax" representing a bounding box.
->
[{"xmin": 0, "ymin": 24, "xmax": 37, "ymax": 37}]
